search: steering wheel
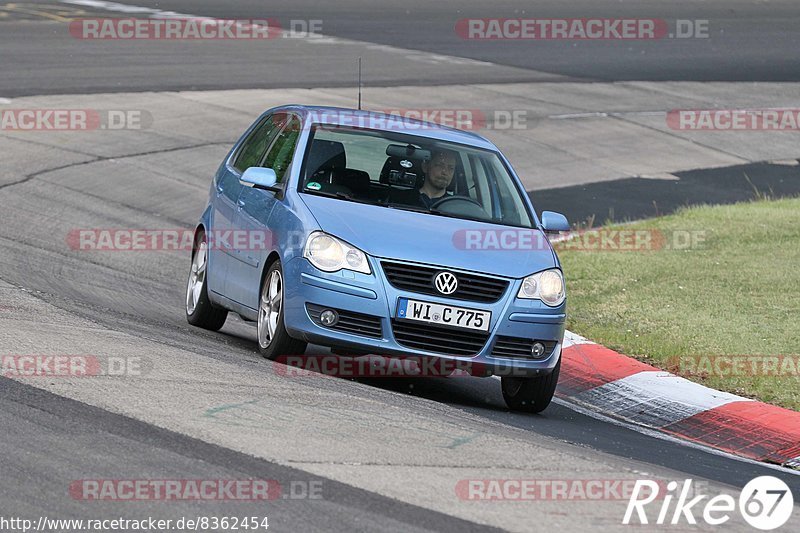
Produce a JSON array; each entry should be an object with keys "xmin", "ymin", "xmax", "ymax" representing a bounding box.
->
[{"xmin": 430, "ymin": 196, "xmax": 490, "ymax": 219}]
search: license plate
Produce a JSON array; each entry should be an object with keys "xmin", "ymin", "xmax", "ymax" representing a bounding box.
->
[{"xmin": 396, "ymin": 298, "xmax": 491, "ymax": 332}]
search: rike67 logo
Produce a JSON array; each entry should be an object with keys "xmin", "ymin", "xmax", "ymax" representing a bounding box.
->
[{"xmin": 624, "ymin": 476, "xmax": 794, "ymax": 530}]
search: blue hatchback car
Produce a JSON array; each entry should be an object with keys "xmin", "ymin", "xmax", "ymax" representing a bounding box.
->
[{"xmin": 186, "ymin": 105, "xmax": 570, "ymax": 412}]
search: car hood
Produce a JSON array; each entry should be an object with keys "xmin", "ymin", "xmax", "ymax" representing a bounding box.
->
[{"xmin": 299, "ymin": 193, "xmax": 556, "ymax": 279}]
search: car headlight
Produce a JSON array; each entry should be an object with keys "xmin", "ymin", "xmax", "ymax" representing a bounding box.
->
[
  {"xmin": 303, "ymin": 232, "xmax": 371, "ymax": 274},
  {"xmin": 517, "ymin": 269, "xmax": 565, "ymax": 306}
]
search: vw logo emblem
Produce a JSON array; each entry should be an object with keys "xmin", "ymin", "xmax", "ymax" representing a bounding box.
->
[{"xmin": 434, "ymin": 271, "xmax": 458, "ymax": 295}]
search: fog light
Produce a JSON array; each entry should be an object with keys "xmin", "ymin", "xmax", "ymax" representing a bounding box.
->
[
  {"xmin": 320, "ymin": 309, "xmax": 338, "ymax": 326},
  {"xmin": 531, "ymin": 342, "xmax": 546, "ymax": 358}
]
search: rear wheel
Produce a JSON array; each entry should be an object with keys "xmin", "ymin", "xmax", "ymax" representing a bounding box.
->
[
  {"xmin": 501, "ymin": 358, "xmax": 560, "ymax": 413},
  {"xmin": 258, "ymin": 260, "xmax": 307, "ymax": 360},
  {"xmin": 186, "ymin": 231, "xmax": 228, "ymax": 331}
]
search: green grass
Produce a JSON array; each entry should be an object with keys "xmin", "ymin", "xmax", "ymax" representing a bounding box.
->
[{"xmin": 557, "ymin": 197, "xmax": 800, "ymax": 410}]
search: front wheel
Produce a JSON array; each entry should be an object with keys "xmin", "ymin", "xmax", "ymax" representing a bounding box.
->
[
  {"xmin": 257, "ymin": 261, "xmax": 307, "ymax": 360},
  {"xmin": 501, "ymin": 358, "xmax": 560, "ymax": 413}
]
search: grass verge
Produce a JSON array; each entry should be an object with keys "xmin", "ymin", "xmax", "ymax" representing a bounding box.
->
[{"xmin": 557, "ymin": 197, "xmax": 800, "ymax": 410}]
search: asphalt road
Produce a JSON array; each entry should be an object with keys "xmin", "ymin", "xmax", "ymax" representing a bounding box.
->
[
  {"xmin": 536, "ymin": 161, "xmax": 800, "ymax": 224},
  {"xmin": 1, "ymin": 0, "xmax": 800, "ymax": 531},
  {"xmin": 2, "ymin": 232, "xmax": 799, "ymax": 529},
  {"xmin": 129, "ymin": 0, "xmax": 800, "ymax": 81},
  {"xmin": 1, "ymin": 377, "xmax": 495, "ymax": 533},
  {"xmin": 0, "ymin": 90, "xmax": 798, "ymax": 530},
  {"xmin": 1, "ymin": 0, "xmax": 800, "ymax": 97}
]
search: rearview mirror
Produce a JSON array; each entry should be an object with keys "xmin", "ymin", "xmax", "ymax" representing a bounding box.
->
[
  {"xmin": 240, "ymin": 167, "xmax": 280, "ymax": 192},
  {"xmin": 386, "ymin": 144, "xmax": 431, "ymax": 160},
  {"xmin": 541, "ymin": 211, "xmax": 570, "ymax": 233}
]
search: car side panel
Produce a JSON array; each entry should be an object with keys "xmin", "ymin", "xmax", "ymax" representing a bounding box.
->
[{"xmin": 206, "ymin": 166, "xmax": 242, "ymax": 297}]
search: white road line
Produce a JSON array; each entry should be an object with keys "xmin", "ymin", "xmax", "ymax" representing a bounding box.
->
[
  {"xmin": 549, "ymin": 111, "xmax": 666, "ymax": 120},
  {"xmin": 550, "ymin": 107, "xmax": 800, "ymax": 121},
  {"xmin": 61, "ymin": 0, "xmax": 191, "ymax": 18},
  {"xmin": 0, "ymin": 98, "xmax": 11, "ymax": 104}
]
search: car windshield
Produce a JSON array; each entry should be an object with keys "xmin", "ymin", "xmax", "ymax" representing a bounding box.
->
[{"xmin": 298, "ymin": 124, "xmax": 534, "ymax": 228}]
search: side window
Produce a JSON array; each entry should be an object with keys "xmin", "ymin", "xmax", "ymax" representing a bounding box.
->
[
  {"xmin": 486, "ymin": 160, "xmax": 529, "ymax": 227},
  {"xmin": 262, "ymin": 116, "xmax": 301, "ymax": 183},
  {"xmin": 231, "ymin": 114, "xmax": 286, "ymax": 173},
  {"xmin": 468, "ymin": 154, "xmax": 492, "ymax": 214}
]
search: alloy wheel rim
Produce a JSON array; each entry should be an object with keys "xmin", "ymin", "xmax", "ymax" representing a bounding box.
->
[
  {"xmin": 186, "ymin": 240, "xmax": 207, "ymax": 315},
  {"xmin": 258, "ymin": 270, "xmax": 282, "ymax": 349}
]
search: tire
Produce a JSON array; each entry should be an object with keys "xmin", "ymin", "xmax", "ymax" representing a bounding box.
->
[
  {"xmin": 186, "ymin": 230, "xmax": 228, "ymax": 331},
  {"xmin": 501, "ymin": 357, "xmax": 560, "ymax": 413},
  {"xmin": 257, "ymin": 260, "xmax": 307, "ymax": 360}
]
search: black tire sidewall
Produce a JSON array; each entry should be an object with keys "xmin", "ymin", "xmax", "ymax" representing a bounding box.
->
[
  {"xmin": 501, "ymin": 357, "xmax": 561, "ymax": 413},
  {"xmin": 186, "ymin": 231, "xmax": 227, "ymax": 331}
]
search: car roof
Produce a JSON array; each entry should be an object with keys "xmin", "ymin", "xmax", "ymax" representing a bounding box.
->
[{"xmin": 270, "ymin": 104, "xmax": 499, "ymax": 151}]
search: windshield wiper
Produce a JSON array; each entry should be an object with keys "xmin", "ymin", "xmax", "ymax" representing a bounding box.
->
[
  {"xmin": 428, "ymin": 208, "xmax": 470, "ymax": 220},
  {"xmin": 386, "ymin": 203, "xmax": 425, "ymax": 212},
  {"xmin": 386, "ymin": 203, "xmax": 485, "ymax": 222},
  {"xmin": 301, "ymin": 189, "xmax": 372, "ymax": 205}
]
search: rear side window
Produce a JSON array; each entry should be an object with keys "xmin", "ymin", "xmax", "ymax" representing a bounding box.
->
[
  {"xmin": 263, "ymin": 116, "xmax": 302, "ymax": 183},
  {"xmin": 232, "ymin": 114, "xmax": 285, "ymax": 173},
  {"xmin": 311, "ymin": 128, "xmax": 388, "ymax": 180}
]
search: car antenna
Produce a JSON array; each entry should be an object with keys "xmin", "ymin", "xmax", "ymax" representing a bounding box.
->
[{"xmin": 357, "ymin": 57, "xmax": 362, "ymax": 110}]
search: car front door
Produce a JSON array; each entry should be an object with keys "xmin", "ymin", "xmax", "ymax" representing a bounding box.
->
[
  {"xmin": 210, "ymin": 113, "xmax": 285, "ymax": 302},
  {"xmin": 231, "ymin": 114, "xmax": 303, "ymax": 310}
]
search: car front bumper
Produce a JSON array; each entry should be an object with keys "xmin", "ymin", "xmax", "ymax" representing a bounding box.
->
[{"xmin": 282, "ymin": 256, "xmax": 565, "ymax": 378}]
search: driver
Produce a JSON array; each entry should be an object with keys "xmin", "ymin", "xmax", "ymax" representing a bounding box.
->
[{"xmin": 415, "ymin": 149, "xmax": 457, "ymax": 208}]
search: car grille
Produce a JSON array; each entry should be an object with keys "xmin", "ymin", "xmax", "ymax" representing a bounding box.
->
[
  {"xmin": 381, "ymin": 261, "xmax": 509, "ymax": 303},
  {"xmin": 391, "ymin": 320, "xmax": 489, "ymax": 356},
  {"xmin": 306, "ymin": 304, "xmax": 383, "ymax": 339},
  {"xmin": 491, "ymin": 336, "xmax": 558, "ymax": 360}
]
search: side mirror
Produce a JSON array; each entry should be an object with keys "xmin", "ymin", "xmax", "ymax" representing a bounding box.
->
[
  {"xmin": 240, "ymin": 167, "xmax": 280, "ymax": 192},
  {"xmin": 541, "ymin": 211, "xmax": 570, "ymax": 233}
]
